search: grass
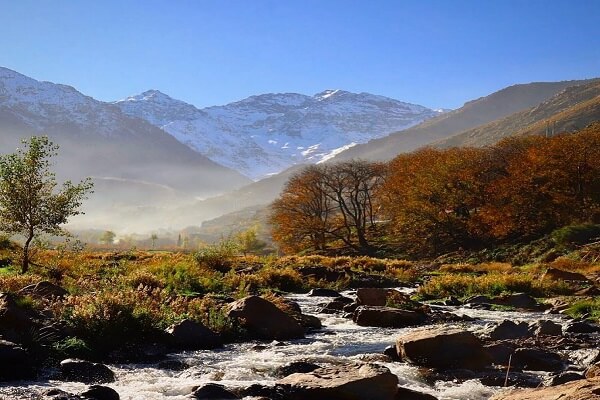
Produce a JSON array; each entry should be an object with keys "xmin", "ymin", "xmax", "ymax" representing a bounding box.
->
[{"xmin": 565, "ymin": 298, "xmax": 600, "ymax": 321}]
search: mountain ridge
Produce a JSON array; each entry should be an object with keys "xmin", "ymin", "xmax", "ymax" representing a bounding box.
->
[{"xmin": 114, "ymin": 87, "xmax": 442, "ymax": 179}]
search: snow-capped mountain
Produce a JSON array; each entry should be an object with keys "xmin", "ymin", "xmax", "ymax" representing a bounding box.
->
[
  {"xmin": 0, "ymin": 67, "xmax": 250, "ymax": 197},
  {"xmin": 115, "ymin": 89, "xmax": 442, "ymax": 179}
]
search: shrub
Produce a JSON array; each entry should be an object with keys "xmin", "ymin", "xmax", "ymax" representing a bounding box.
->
[
  {"xmin": 552, "ymin": 224, "xmax": 600, "ymax": 247},
  {"xmin": 194, "ymin": 238, "xmax": 239, "ymax": 271},
  {"xmin": 566, "ymin": 298, "xmax": 600, "ymax": 322}
]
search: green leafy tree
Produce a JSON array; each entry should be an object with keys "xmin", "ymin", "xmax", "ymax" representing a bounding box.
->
[
  {"xmin": 99, "ymin": 230, "xmax": 116, "ymax": 245},
  {"xmin": 150, "ymin": 233, "xmax": 158, "ymax": 249},
  {"xmin": 0, "ymin": 137, "xmax": 93, "ymax": 273},
  {"xmin": 236, "ymin": 226, "xmax": 267, "ymax": 256}
]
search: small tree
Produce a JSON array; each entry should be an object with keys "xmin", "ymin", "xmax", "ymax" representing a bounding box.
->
[
  {"xmin": 0, "ymin": 137, "xmax": 93, "ymax": 273},
  {"xmin": 150, "ymin": 233, "xmax": 158, "ymax": 249},
  {"xmin": 236, "ymin": 226, "xmax": 267, "ymax": 256},
  {"xmin": 100, "ymin": 230, "xmax": 116, "ymax": 245}
]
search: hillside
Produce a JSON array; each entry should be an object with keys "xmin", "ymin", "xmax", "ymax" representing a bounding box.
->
[
  {"xmin": 114, "ymin": 89, "xmax": 441, "ymax": 179},
  {"xmin": 438, "ymin": 80, "xmax": 600, "ymax": 147},
  {"xmin": 331, "ymin": 79, "xmax": 596, "ymax": 162}
]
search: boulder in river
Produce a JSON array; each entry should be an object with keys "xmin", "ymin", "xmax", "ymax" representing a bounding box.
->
[
  {"xmin": 512, "ymin": 348, "xmax": 563, "ymax": 372},
  {"xmin": 532, "ymin": 320, "xmax": 562, "ymax": 336},
  {"xmin": 227, "ymin": 296, "xmax": 304, "ymax": 340},
  {"xmin": 396, "ymin": 327, "xmax": 490, "ymax": 370},
  {"xmin": 565, "ymin": 321, "xmax": 600, "ymax": 334},
  {"xmin": 165, "ymin": 319, "xmax": 222, "ymax": 350},
  {"xmin": 275, "ymin": 361, "xmax": 321, "ymax": 378},
  {"xmin": 395, "ymin": 386, "xmax": 438, "ymax": 399},
  {"xmin": 356, "ymin": 288, "xmax": 390, "ymax": 306},
  {"xmin": 489, "ymin": 377, "xmax": 600, "ymax": 399},
  {"xmin": 191, "ymin": 383, "xmax": 239, "ymax": 399},
  {"xmin": 487, "ymin": 320, "xmax": 532, "ymax": 340},
  {"xmin": 277, "ymin": 363, "xmax": 398, "ymax": 400},
  {"xmin": 80, "ymin": 385, "xmax": 120, "ymax": 400},
  {"xmin": 60, "ymin": 359, "xmax": 115, "ymax": 384},
  {"xmin": 308, "ymin": 288, "xmax": 342, "ymax": 297},
  {"xmin": 353, "ymin": 306, "xmax": 426, "ymax": 328}
]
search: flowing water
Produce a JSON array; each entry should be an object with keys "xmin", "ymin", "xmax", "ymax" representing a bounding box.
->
[{"xmin": 0, "ymin": 290, "xmax": 572, "ymax": 400}]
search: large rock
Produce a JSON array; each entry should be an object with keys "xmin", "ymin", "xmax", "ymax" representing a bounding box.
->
[
  {"xmin": 396, "ymin": 327, "xmax": 490, "ymax": 369},
  {"xmin": 487, "ymin": 320, "xmax": 531, "ymax": 340},
  {"xmin": 165, "ymin": 319, "xmax": 221, "ymax": 349},
  {"xmin": 80, "ymin": 385, "xmax": 120, "ymax": 400},
  {"xmin": 191, "ymin": 383, "xmax": 238, "ymax": 399},
  {"xmin": 0, "ymin": 339, "xmax": 34, "ymax": 381},
  {"xmin": 227, "ymin": 296, "xmax": 304, "ymax": 340},
  {"xmin": 542, "ymin": 268, "xmax": 590, "ymax": 283},
  {"xmin": 275, "ymin": 361, "xmax": 321, "ymax": 378},
  {"xmin": 356, "ymin": 288, "xmax": 391, "ymax": 306},
  {"xmin": 277, "ymin": 363, "xmax": 398, "ymax": 400},
  {"xmin": 18, "ymin": 281, "xmax": 68, "ymax": 299},
  {"xmin": 489, "ymin": 377, "xmax": 600, "ymax": 399},
  {"xmin": 395, "ymin": 387, "xmax": 438, "ymax": 399},
  {"xmin": 565, "ymin": 321, "xmax": 600, "ymax": 334},
  {"xmin": 586, "ymin": 363, "xmax": 600, "ymax": 379},
  {"xmin": 533, "ymin": 320, "xmax": 562, "ymax": 336},
  {"xmin": 353, "ymin": 306, "xmax": 426, "ymax": 328},
  {"xmin": 495, "ymin": 293, "xmax": 541, "ymax": 310},
  {"xmin": 512, "ymin": 348, "xmax": 563, "ymax": 372},
  {"xmin": 308, "ymin": 288, "xmax": 342, "ymax": 297},
  {"xmin": 60, "ymin": 359, "xmax": 115, "ymax": 384}
]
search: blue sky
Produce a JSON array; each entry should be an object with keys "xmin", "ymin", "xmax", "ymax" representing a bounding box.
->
[{"xmin": 1, "ymin": 0, "xmax": 599, "ymax": 109}]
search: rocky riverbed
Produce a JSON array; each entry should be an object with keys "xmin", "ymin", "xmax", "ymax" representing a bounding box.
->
[{"xmin": 1, "ymin": 287, "xmax": 599, "ymax": 400}]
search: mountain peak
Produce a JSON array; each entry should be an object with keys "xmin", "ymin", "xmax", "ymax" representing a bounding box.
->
[
  {"xmin": 314, "ymin": 89, "xmax": 346, "ymax": 100},
  {"xmin": 119, "ymin": 89, "xmax": 174, "ymax": 103}
]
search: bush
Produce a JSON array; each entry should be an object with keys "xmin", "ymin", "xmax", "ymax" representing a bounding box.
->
[
  {"xmin": 194, "ymin": 238, "xmax": 239, "ymax": 271},
  {"xmin": 552, "ymin": 224, "xmax": 600, "ymax": 247},
  {"xmin": 566, "ymin": 298, "xmax": 600, "ymax": 322}
]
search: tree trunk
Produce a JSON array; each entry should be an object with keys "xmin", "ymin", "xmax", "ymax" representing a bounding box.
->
[{"xmin": 21, "ymin": 231, "xmax": 34, "ymax": 274}]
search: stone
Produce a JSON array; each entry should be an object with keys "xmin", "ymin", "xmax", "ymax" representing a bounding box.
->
[
  {"xmin": 384, "ymin": 345, "xmax": 401, "ymax": 361},
  {"xmin": 299, "ymin": 314, "xmax": 322, "ymax": 330},
  {"xmin": 512, "ymin": 348, "xmax": 563, "ymax": 372},
  {"xmin": 495, "ymin": 293, "xmax": 541, "ymax": 310},
  {"xmin": 533, "ymin": 320, "xmax": 562, "ymax": 336},
  {"xmin": 443, "ymin": 296, "xmax": 461, "ymax": 306},
  {"xmin": 548, "ymin": 372, "xmax": 585, "ymax": 386},
  {"xmin": 484, "ymin": 342, "xmax": 517, "ymax": 366},
  {"xmin": 0, "ymin": 339, "xmax": 34, "ymax": 381},
  {"xmin": 275, "ymin": 361, "xmax": 321, "ymax": 378},
  {"xmin": 356, "ymin": 288, "xmax": 390, "ymax": 306},
  {"xmin": 353, "ymin": 306, "xmax": 426, "ymax": 328},
  {"xmin": 60, "ymin": 359, "xmax": 115, "ymax": 384},
  {"xmin": 487, "ymin": 320, "xmax": 532, "ymax": 340},
  {"xmin": 18, "ymin": 281, "xmax": 68, "ymax": 299},
  {"xmin": 0, "ymin": 292, "xmax": 38, "ymax": 342},
  {"xmin": 191, "ymin": 383, "xmax": 238, "ymax": 399},
  {"xmin": 396, "ymin": 327, "xmax": 490, "ymax": 370},
  {"xmin": 480, "ymin": 372, "xmax": 542, "ymax": 388},
  {"xmin": 308, "ymin": 288, "xmax": 342, "ymax": 297},
  {"xmin": 542, "ymin": 268, "xmax": 590, "ymax": 283},
  {"xmin": 395, "ymin": 386, "xmax": 438, "ymax": 400},
  {"xmin": 586, "ymin": 363, "xmax": 600, "ymax": 379},
  {"xmin": 227, "ymin": 296, "xmax": 304, "ymax": 340},
  {"xmin": 277, "ymin": 363, "xmax": 398, "ymax": 400},
  {"xmin": 320, "ymin": 300, "xmax": 347, "ymax": 313},
  {"xmin": 489, "ymin": 377, "xmax": 600, "ymax": 399},
  {"xmin": 80, "ymin": 385, "xmax": 120, "ymax": 400},
  {"xmin": 165, "ymin": 319, "xmax": 221, "ymax": 349},
  {"xmin": 565, "ymin": 321, "xmax": 600, "ymax": 334}
]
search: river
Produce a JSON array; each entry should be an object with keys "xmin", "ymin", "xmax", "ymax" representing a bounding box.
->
[{"xmin": 0, "ymin": 289, "xmax": 572, "ymax": 400}]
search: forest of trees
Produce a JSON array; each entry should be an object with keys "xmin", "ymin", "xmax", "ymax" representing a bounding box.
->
[{"xmin": 270, "ymin": 123, "xmax": 600, "ymax": 256}]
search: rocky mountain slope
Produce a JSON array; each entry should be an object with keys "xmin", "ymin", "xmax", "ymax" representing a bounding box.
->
[
  {"xmin": 331, "ymin": 79, "xmax": 596, "ymax": 162},
  {"xmin": 437, "ymin": 79, "xmax": 600, "ymax": 147},
  {"xmin": 114, "ymin": 89, "xmax": 441, "ymax": 179}
]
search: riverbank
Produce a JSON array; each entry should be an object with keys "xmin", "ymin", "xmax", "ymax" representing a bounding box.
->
[{"xmin": 0, "ymin": 246, "xmax": 599, "ymax": 399}]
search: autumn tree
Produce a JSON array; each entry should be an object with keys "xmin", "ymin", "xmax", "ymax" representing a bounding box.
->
[
  {"xmin": 236, "ymin": 226, "xmax": 267, "ymax": 255},
  {"xmin": 270, "ymin": 165, "xmax": 332, "ymax": 253},
  {"xmin": 270, "ymin": 161, "xmax": 385, "ymax": 255},
  {"xmin": 0, "ymin": 137, "xmax": 93, "ymax": 273}
]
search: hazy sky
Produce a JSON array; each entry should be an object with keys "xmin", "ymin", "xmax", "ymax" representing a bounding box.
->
[{"xmin": 1, "ymin": 0, "xmax": 599, "ymax": 109}]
